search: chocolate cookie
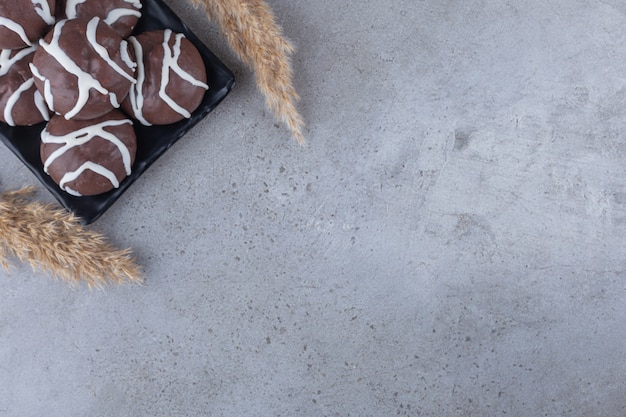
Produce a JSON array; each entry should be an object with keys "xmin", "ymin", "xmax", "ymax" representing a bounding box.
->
[
  {"xmin": 0, "ymin": 46, "xmax": 50, "ymax": 126},
  {"xmin": 31, "ymin": 17, "xmax": 136, "ymax": 120},
  {"xmin": 0, "ymin": 0, "xmax": 56, "ymax": 50},
  {"xmin": 59, "ymin": 0, "xmax": 142, "ymax": 38},
  {"xmin": 122, "ymin": 29, "xmax": 208, "ymax": 126},
  {"xmin": 41, "ymin": 110, "xmax": 136, "ymax": 196}
]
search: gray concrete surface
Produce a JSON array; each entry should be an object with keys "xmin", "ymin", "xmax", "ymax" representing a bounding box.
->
[{"xmin": 2, "ymin": 0, "xmax": 626, "ymax": 415}]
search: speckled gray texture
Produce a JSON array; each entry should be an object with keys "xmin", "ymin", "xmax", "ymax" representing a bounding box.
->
[{"xmin": 1, "ymin": 1, "xmax": 626, "ymax": 416}]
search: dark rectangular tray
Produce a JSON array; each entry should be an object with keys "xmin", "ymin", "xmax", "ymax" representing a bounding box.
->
[{"xmin": 0, "ymin": 0, "xmax": 235, "ymax": 224}]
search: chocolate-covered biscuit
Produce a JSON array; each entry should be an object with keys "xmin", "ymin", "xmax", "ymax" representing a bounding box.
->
[
  {"xmin": 0, "ymin": 46, "xmax": 50, "ymax": 126},
  {"xmin": 0, "ymin": 0, "xmax": 56, "ymax": 49},
  {"xmin": 59, "ymin": 0, "xmax": 142, "ymax": 38},
  {"xmin": 41, "ymin": 110, "xmax": 136, "ymax": 196},
  {"xmin": 122, "ymin": 29, "xmax": 208, "ymax": 126},
  {"xmin": 31, "ymin": 17, "xmax": 136, "ymax": 120}
]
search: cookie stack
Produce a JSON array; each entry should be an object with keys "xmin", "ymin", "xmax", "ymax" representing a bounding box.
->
[{"xmin": 0, "ymin": 0, "xmax": 209, "ymax": 196}]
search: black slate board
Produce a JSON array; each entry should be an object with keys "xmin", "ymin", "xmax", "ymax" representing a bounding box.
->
[{"xmin": 0, "ymin": 0, "xmax": 235, "ymax": 224}]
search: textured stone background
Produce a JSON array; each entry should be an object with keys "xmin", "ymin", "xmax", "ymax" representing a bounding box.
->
[{"xmin": 1, "ymin": 0, "xmax": 626, "ymax": 416}]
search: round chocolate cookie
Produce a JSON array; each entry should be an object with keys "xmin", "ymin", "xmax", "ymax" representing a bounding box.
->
[
  {"xmin": 41, "ymin": 110, "xmax": 136, "ymax": 196},
  {"xmin": 31, "ymin": 17, "xmax": 136, "ymax": 121},
  {"xmin": 0, "ymin": 0, "xmax": 56, "ymax": 50},
  {"xmin": 122, "ymin": 29, "xmax": 208, "ymax": 126},
  {"xmin": 59, "ymin": 0, "xmax": 142, "ymax": 38},
  {"xmin": 0, "ymin": 46, "xmax": 50, "ymax": 126}
]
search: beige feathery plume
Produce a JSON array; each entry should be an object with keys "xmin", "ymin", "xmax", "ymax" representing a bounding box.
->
[
  {"xmin": 192, "ymin": 0, "xmax": 306, "ymax": 144},
  {"xmin": 0, "ymin": 187, "xmax": 142, "ymax": 288}
]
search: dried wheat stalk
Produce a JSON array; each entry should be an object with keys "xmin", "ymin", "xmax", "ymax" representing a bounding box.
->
[
  {"xmin": 192, "ymin": 0, "xmax": 306, "ymax": 144},
  {"xmin": 0, "ymin": 187, "xmax": 142, "ymax": 288}
]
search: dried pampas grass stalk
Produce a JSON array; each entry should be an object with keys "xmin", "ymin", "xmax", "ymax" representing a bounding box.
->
[
  {"xmin": 0, "ymin": 187, "xmax": 142, "ymax": 288},
  {"xmin": 192, "ymin": 0, "xmax": 306, "ymax": 144}
]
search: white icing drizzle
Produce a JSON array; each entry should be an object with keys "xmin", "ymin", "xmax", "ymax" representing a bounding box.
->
[
  {"xmin": 86, "ymin": 17, "xmax": 135, "ymax": 83},
  {"xmin": 29, "ymin": 63, "xmax": 54, "ymax": 111},
  {"xmin": 64, "ymin": 185, "xmax": 81, "ymax": 196},
  {"xmin": 4, "ymin": 78, "xmax": 34, "ymax": 126},
  {"xmin": 41, "ymin": 118, "xmax": 134, "ymax": 178},
  {"xmin": 0, "ymin": 46, "xmax": 37, "ymax": 76},
  {"xmin": 33, "ymin": 90, "xmax": 50, "ymax": 121},
  {"xmin": 59, "ymin": 161, "xmax": 119, "ymax": 195},
  {"xmin": 104, "ymin": 8, "xmax": 142, "ymax": 27},
  {"xmin": 124, "ymin": 0, "xmax": 142, "ymax": 7},
  {"xmin": 65, "ymin": 0, "xmax": 88, "ymax": 18},
  {"xmin": 0, "ymin": 17, "xmax": 33, "ymax": 46},
  {"xmin": 38, "ymin": 18, "xmax": 132, "ymax": 119},
  {"xmin": 109, "ymin": 92, "xmax": 120, "ymax": 107},
  {"xmin": 159, "ymin": 29, "xmax": 209, "ymax": 118},
  {"xmin": 66, "ymin": 0, "xmax": 142, "ymax": 30},
  {"xmin": 120, "ymin": 40, "xmax": 136, "ymax": 70},
  {"xmin": 31, "ymin": 0, "xmax": 55, "ymax": 25},
  {"xmin": 65, "ymin": 185, "xmax": 82, "ymax": 197},
  {"xmin": 126, "ymin": 35, "xmax": 150, "ymax": 125}
]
